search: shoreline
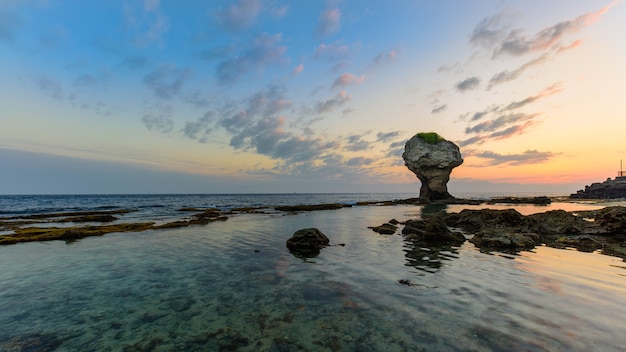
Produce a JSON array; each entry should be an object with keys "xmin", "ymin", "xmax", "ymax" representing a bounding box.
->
[{"xmin": 1, "ymin": 195, "xmax": 625, "ymax": 258}]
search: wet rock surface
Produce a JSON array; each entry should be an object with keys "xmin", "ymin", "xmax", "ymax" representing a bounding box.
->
[
  {"xmin": 370, "ymin": 206, "xmax": 626, "ymax": 258},
  {"xmin": 402, "ymin": 133, "xmax": 463, "ymax": 201},
  {"xmin": 286, "ymin": 228, "xmax": 330, "ymax": 258}
]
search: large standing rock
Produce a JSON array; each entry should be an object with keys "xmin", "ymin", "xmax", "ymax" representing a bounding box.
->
[
  {"xmin": 402, "ymin": 133, "xmax": 463, "ymax": 201},
  {"xmin": 286, "ymin": 228, "xmax": 330, "ymax": 258}
]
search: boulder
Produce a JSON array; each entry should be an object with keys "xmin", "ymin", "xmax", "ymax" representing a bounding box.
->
[
  {"xmin": 286, "ymin": 228, "xmax": 330, "ymax": 257},
  {"xmin": 368, "ymin": 223, "xmax": 398, "ymax": 235},
  {"xmin": 402, "ymin": 133, "xmax": 463, "ymax": 201}
]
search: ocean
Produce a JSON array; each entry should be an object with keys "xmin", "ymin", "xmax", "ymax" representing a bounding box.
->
[{"xmin": 1, "ymin": 193, "xmax": 625, "ymax": 351}]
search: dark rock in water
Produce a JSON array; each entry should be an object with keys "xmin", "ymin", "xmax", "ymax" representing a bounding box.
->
[
  {"xmin": 402, "ymin": 218, "xmax": 466, "ymax": 245},
  {"xmin": 571, "ymin": 177, "xmax": 626, "ymax": 199},
  {"xmin": 402, "ymin": 132, "xmax": 463, "ymax": 201},
  {"xmin": 368, "ymin": 223, "xmax": 398, "ymax": 235},
  {"xmin": 528, "ymin": 210, "xmax": 586, "ymax": 235},
  {"xmin": 286, "ymin": 228, "xmax": 330, "ymax": 258},
  {"xmin": 487, "ymin": 196, "xmax": 551, "ymax": 205},
  {"xmin": 469, "ymin": 231, "xmax": 540, "ymax": 250},
  {"xmin": 595, "ymin": 206, "xmax": 626, "ymax": 233},
  {"xmin": 441, "ymin": 209, "xmax": 530, "ymax": 234}
]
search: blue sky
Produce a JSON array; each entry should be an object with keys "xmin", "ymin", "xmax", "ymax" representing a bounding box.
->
[{"xmin": 1, "ymin": 0, "xmax": 625, "ymax": 194}]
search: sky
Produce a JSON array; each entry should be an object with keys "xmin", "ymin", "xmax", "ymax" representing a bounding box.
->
[{"xmin": 1, "ymin": 0, "xmax": 625, "ymax": 195}]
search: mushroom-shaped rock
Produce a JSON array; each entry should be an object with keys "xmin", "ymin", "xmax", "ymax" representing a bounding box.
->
[
  {"xmin": 286, "ymin": 228, "xmax": 330, "ymax": 258},
  {"xmin": 402, "ymin": 132, "xmax": 463, "ymax": 201}
]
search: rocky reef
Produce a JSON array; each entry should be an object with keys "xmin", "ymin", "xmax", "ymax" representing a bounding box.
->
[
  {"xmin": 368, "ymin": 206, "xmax": 626, "ymax": 259},
  {"xmin": 571, "ymin": 176, "xmax": 626, "ymax": 199},
  {"xmin": 402, "ymin": 132, "xmax": 463, "ymax": 201}
]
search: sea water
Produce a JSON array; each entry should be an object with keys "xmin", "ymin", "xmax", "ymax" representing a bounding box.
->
[{"xmin": 1, "ymin": 194, "xmax": 625, "ymax": 351}]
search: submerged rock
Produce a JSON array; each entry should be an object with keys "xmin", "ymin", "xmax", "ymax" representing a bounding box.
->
[
  {"xmin": 368, "ymin": 223, "xmax": 398, "ymax": 235},
  {"xmin": 286, "ymin": 228, "xmax": 330, "ymax": 258},
  {"xmin": 402, "ymin": 132, "xmax": 463, "ymax": 201}
]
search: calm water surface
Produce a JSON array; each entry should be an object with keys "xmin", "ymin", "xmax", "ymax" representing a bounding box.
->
[{"xmin": 1, "ymin": 196, "xmax": 625, "ymax": 351}]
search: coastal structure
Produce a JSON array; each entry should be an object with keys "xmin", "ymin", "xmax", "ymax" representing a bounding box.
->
[
  {"xmin": 402, "ymin": 132, "xmax": 463, "ymax": 201},
  {"xmin": 571, "ymin": 161, "xmax": 626, "ymax": 199}
]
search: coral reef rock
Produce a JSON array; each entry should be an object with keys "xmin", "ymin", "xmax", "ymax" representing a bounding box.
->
[
  {"xmin": 402, "ymin": 133, "xmax": 463, "ymax": 201},
  {"xmin": 286, "ymin": 228, "xmax": 330, "ymax": 258}
]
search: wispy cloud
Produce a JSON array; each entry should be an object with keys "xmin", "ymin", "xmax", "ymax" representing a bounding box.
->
[
  {"xmin": 312, "ymin": 91, "xmax": 351, "ymax": 114},
  {"xmin": 124, "ymin": 0, "xmax": 169, "ymax": 47},
  {"xmin": 332, "ymin": 72, "xmax": 365, "ymax": 88},
  {"xmin": 345, "ymin": 134, "xmax": 372, "ymax": 152},
  {"xmin": 455, "ymin": 76, "xmax": 481, "ymax": 92},
  {"xmin": 376, "ymin": 131, "xmax": 400, "ymax": 143},
  {"xmin": 215, "ymin": 32, "xmax": 287, "ymax": 85},
  {"xmin": 503, "ymin": 82, "xmax": 563, "ymax": 110},
  {"xmin": 35, "ymin": 76, "xmax": 64, "ymax": 100},
  {"xmin": 214, "ymin": 0, "xmax": 262, "ymax": 32},
  {"xmin": 471, "ymin": 149, "xmax": 556, "ymax": 166},
  {"xmin": 0, "ymin": 8, "xmax": 22, "ymax": 44},
  {"xmin": 143, "ymin": 64, "xmax": 193, "ymax": 99},
  {"xmin": 315, "ymin": 8, "xmax": 341, "ymax": 38},
  {"xmin": 465, "ymin": 112, "xmax": 537, "ymax": 134},
  {"xmin": 431, "ymin": 104, "xmax": 447, "ymax": 114},
  {"xmin": 313, "ymin": 42, "xmax": 350, "ymax": 60},
  {"xmin": 142, "ymin": 105, "xmax": 174, "ymax": 133},
  {"xmin": 492, "ymin": 1, "xmax": 617, "ymax": 58},
  {"xmin": 292, "ymin": 64, "xmax": 304, "ymax": 76}
]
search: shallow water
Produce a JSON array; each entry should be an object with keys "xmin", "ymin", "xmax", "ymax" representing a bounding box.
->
[{"xmin": 1, "ymin": 204, "xmax": 625, "ymax": 351}]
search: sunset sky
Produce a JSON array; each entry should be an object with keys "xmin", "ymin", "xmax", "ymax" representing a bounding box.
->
[{"xmin": 1, "ymin": 0, "xmax": 624, "ymax": 194}]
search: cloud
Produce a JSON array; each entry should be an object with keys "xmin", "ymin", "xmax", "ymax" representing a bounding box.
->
[
  {"xmin": 0, "ymin": 9, "xmax": 21, "ymax": 44},
  {"xmin": 371, "ymin": 49, "xmax": 398, "ymax": 67},
  {"xmin": 270, "ymin": 5, "xmax": 288, "ymax": 18},
  {"xmin": 315, "ymin": 8, "xmax": 341, "ymax": 38},
  {"xmin": 214, "ymin": 0, "xmax": 262, "ymax": 32},
  {"xmin": 376, "ymin": 131, "xmax": 400, "ymax": 142},
  {"xmin": 142, "ymin": 105, "xmax": 174, "ymax": 133},
  {"xmin": 346, "ymin": 157, "xmax": 375, "ymax": 166},
  {"xmin": 469, "ymin": 12, "xmax": 511, "ymax": 48},
  {"xmin": 332, "ymin": 73, "xmax": 365, "ymax": 88},
  {"xmin": 487, "ymin": 54, "xmax": 549, "ymax": 89},
  {"xmin": 431, "ymin": 104, "xmax": 447, "ymax": 114},
  {"xmin": 143, "ymin": 64, "xmax": 193, "ymax": 99},
  {"xmin": 465, "ymin": 113, "xmax": 537, "ymax": 134},
  {"xmin": 124, "ymin": 0, "xmax": 169, "ymax": 47},
  {"xmin": 215, "ymin": 32, "xmax": 287, "ymax": 85},
  {"xmin": 313, "ymin": 42, "xmax": 350, "ymax": 60},
  {"xmin": 35, "ymin": 76, "xmax": 64, "ymax": 100},
  {"xmin": 345, "ymin": 134, "xmax": 372, "ymax": 152},
  {"xmin": 472, "ymin": 150, "xmax": 556, "ymax": 166},
  {"xmin": 183, "ymin": 111, "xmax": 215, "ymax": 142},
  {"xmin": 455, "ymin": 76, "xmax": 481, "ymax": 92},
  {"xmin": 495, "ymin": 3, "xmax": 615, "ymax": 57},
  {"xmin": 312, "ymin": 91, "xmax": 351, "ymax": 114},
  {"xmin": 119, "ymin": 55, "xmax": 151, "ymax": 70},
  {"xmin": 246, "ymin": 83, "xmax": 292, "ymax": 118},
  {"xmin": 503, "ymin": 82, "xmax": 563, "ymax": 110},
  {"xmin": 73, "ymin": 74, "xmax": 99, "ymax": 88},
  {"xmin": 292, "ymin": 64, "xmax": 304, "ymax": 76}
]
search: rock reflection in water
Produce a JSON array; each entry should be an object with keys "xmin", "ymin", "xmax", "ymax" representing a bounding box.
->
[{"xmin": 402, "ymin": 240, "xmax": 460, "ymax": 273}]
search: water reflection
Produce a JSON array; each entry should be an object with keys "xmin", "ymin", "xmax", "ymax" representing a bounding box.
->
[
  {"xmin": 402, "ymin": 240, "xmax": 461, "ymax": 273},
  {"xmin": 421, "ymin": 204, "xmax": 448, "ymax": 217}
]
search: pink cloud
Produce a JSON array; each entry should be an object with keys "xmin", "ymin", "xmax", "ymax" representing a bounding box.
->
[{"xmin": 332, "ymin": 73, "xmax": 365, "ymax": 88}]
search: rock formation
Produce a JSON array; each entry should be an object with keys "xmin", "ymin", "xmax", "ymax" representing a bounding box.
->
[
  {"xmin": 286, "ymin": 228, "xmax": 330, "ymax": 258},
  {"xmin": 570, "ymin": 177, "xmax": 626, "ymax": 199},
  {"xmin": 402, "ymin": 133, "xmax": 463, "ymax": 201}
]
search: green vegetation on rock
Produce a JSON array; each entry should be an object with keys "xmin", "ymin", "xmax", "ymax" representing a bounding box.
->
[{"xmin": 416, "ymin": 132, "xmax": 445, "ymax": 145}]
